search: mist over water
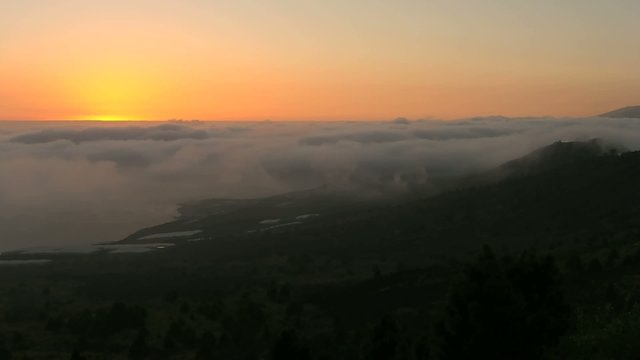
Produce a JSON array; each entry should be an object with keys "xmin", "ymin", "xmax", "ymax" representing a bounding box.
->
[{"xmin": 1, "ymin": 117, "xmax": 640, "ymax": 251}]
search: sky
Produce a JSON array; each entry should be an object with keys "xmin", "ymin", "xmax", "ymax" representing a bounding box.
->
[{"xmin": 1, "ymin": 0, "xmax": 639, "ymax": 121}]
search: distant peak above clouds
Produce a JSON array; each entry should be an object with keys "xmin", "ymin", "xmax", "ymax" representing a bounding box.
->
[{"xmin": 599, "ymin": 106, "xmax": 640, "ymax": 119}]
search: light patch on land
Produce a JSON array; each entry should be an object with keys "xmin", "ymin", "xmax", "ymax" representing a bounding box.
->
[
  {"xmin": 296, "ymin": 214, "xmax": 320, "ymax": 220},
  {"xmin": 262, "ymin": 221, "xmax": 303, "ymax": 231},
  {"xmin": 260, "ymin": 219, "xmax": 281, "ymax": 225},
  {"xmin": 138, "ymin": 230, "xmax": 202, "ymax": 240},
  {"xmin": 0, "ymin": 259, "xmax": 52, "ymax": 266}
]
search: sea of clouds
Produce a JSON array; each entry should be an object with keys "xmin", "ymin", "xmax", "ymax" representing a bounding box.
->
[{"xmin": 1, "ymin": 116, "xmax": 640, "ymax": 251}]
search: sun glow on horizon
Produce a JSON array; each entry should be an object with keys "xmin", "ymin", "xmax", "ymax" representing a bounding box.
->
[
  {"xmin": 60, "ymin": 66, "xmax": 165, "ymax": 122},
  {"xmin": 1, "ymin": 1, "xmax": 639, "ymax": 121},
  {"xmin": 73, "ymin": 115, "xmax": 142, "ymax": 122}
]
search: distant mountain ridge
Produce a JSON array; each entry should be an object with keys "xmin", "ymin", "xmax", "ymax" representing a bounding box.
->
[
  {"xmin": 499, "ymin": 139, "xmax": 621, "ymax": 175},
  {"xmin": 599, "ymin": 105, "xmax": 640, "ymax": 118},
  {"xmin": 454, "ymin": 139, "xmax": 621, "ymax": 187}
]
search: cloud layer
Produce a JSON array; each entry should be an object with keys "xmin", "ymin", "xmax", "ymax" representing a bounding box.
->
[{"xmin": 2, "ymin": 116, "xmax": 640, "ymax": 251}]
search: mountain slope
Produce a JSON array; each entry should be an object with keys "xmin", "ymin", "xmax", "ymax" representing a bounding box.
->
[
  {"xmin": 118, "ymin": 140, "xmax": 635, "ymax": 251},
  {"xmin": 3, "ymin": 141, "xmax": 640, "ymax": 359},
  {"xmin": 599, "ymin": 105, "xmax": 640, "ymax": 118}
]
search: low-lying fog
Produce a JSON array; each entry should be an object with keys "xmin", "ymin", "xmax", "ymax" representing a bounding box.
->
[{"xmin": 1, "ymin": 116, "xmax": 640, "ymax": 251}]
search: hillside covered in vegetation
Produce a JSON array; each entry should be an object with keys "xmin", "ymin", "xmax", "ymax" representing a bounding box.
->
[{"xmin": 1, "ymin": 141, "xmax": 640, "ymax": 359}]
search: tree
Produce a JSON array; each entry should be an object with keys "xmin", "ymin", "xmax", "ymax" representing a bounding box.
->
[
  {"xmin": 69, "ymin": 349, "xmax": 84, "ymax": 360},
  {"xmin": 373, "ymin": 265, "xmax": 382, "ymax": 280},
  {"xmin": 435, "ymin": 246, "xmax": 572, "ymax": 360},
  {"xmin": 0, "ymin": 332, "xmax": 11, "ymax": 360},
  {"xmin": 588, "ymin": 258, "xmax": 603, "ymax": 273},
  {"xmin": 565, "ymin": 255, "xmax": 584, "ymax": 275},
  {"xmin": 196, "ymin": 331, "xmax": 216, "ymax": 359},
  {"xmin": 0, "ymin": 349, "xmax": 10, "ymax": 360},
  {"xmin": 368, "ymin": 316, "xmax": 399, "ymax": 360},
  {"xmin": 413, "ymin": 335, "xmax": 430, "ymax": 360},
  {"xmin": 271, "ymin": 329, "xmax": 310, "ymax": 360},
  {"xmin": 128, "ymin": 328, "xmax": 149, "ymax": 359}
]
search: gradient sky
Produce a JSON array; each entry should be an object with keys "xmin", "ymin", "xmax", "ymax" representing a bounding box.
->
[{"xmin": 1, "ymin": 0, "xmax": 639, "ymax": 121}]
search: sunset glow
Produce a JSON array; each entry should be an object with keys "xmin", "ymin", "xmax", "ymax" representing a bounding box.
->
[
  {"xmin": 1, "ymin": 0, "xmax": 639, "ymax": 121},
  {"xmin": 2, "ymin": 3, "xmax": 640, "ymax": 355},
  {"xmin": 73, "ymin": 115, "xmax": 139, "ymax": 122}
]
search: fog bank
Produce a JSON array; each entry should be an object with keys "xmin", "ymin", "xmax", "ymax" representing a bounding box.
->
[{"xmin": 1, "ymin": 116, "xmax": 639, "ymax": 251}]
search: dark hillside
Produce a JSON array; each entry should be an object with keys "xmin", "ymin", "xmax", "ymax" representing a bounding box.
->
[{"xmin": 2, "ymin": 142, "xmax": 640, "ymax": 359}]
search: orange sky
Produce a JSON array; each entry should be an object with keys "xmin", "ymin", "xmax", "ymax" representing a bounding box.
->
[{"xmin": 1, "ymin": 0, "xmax": 639, "ymax": 121}]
